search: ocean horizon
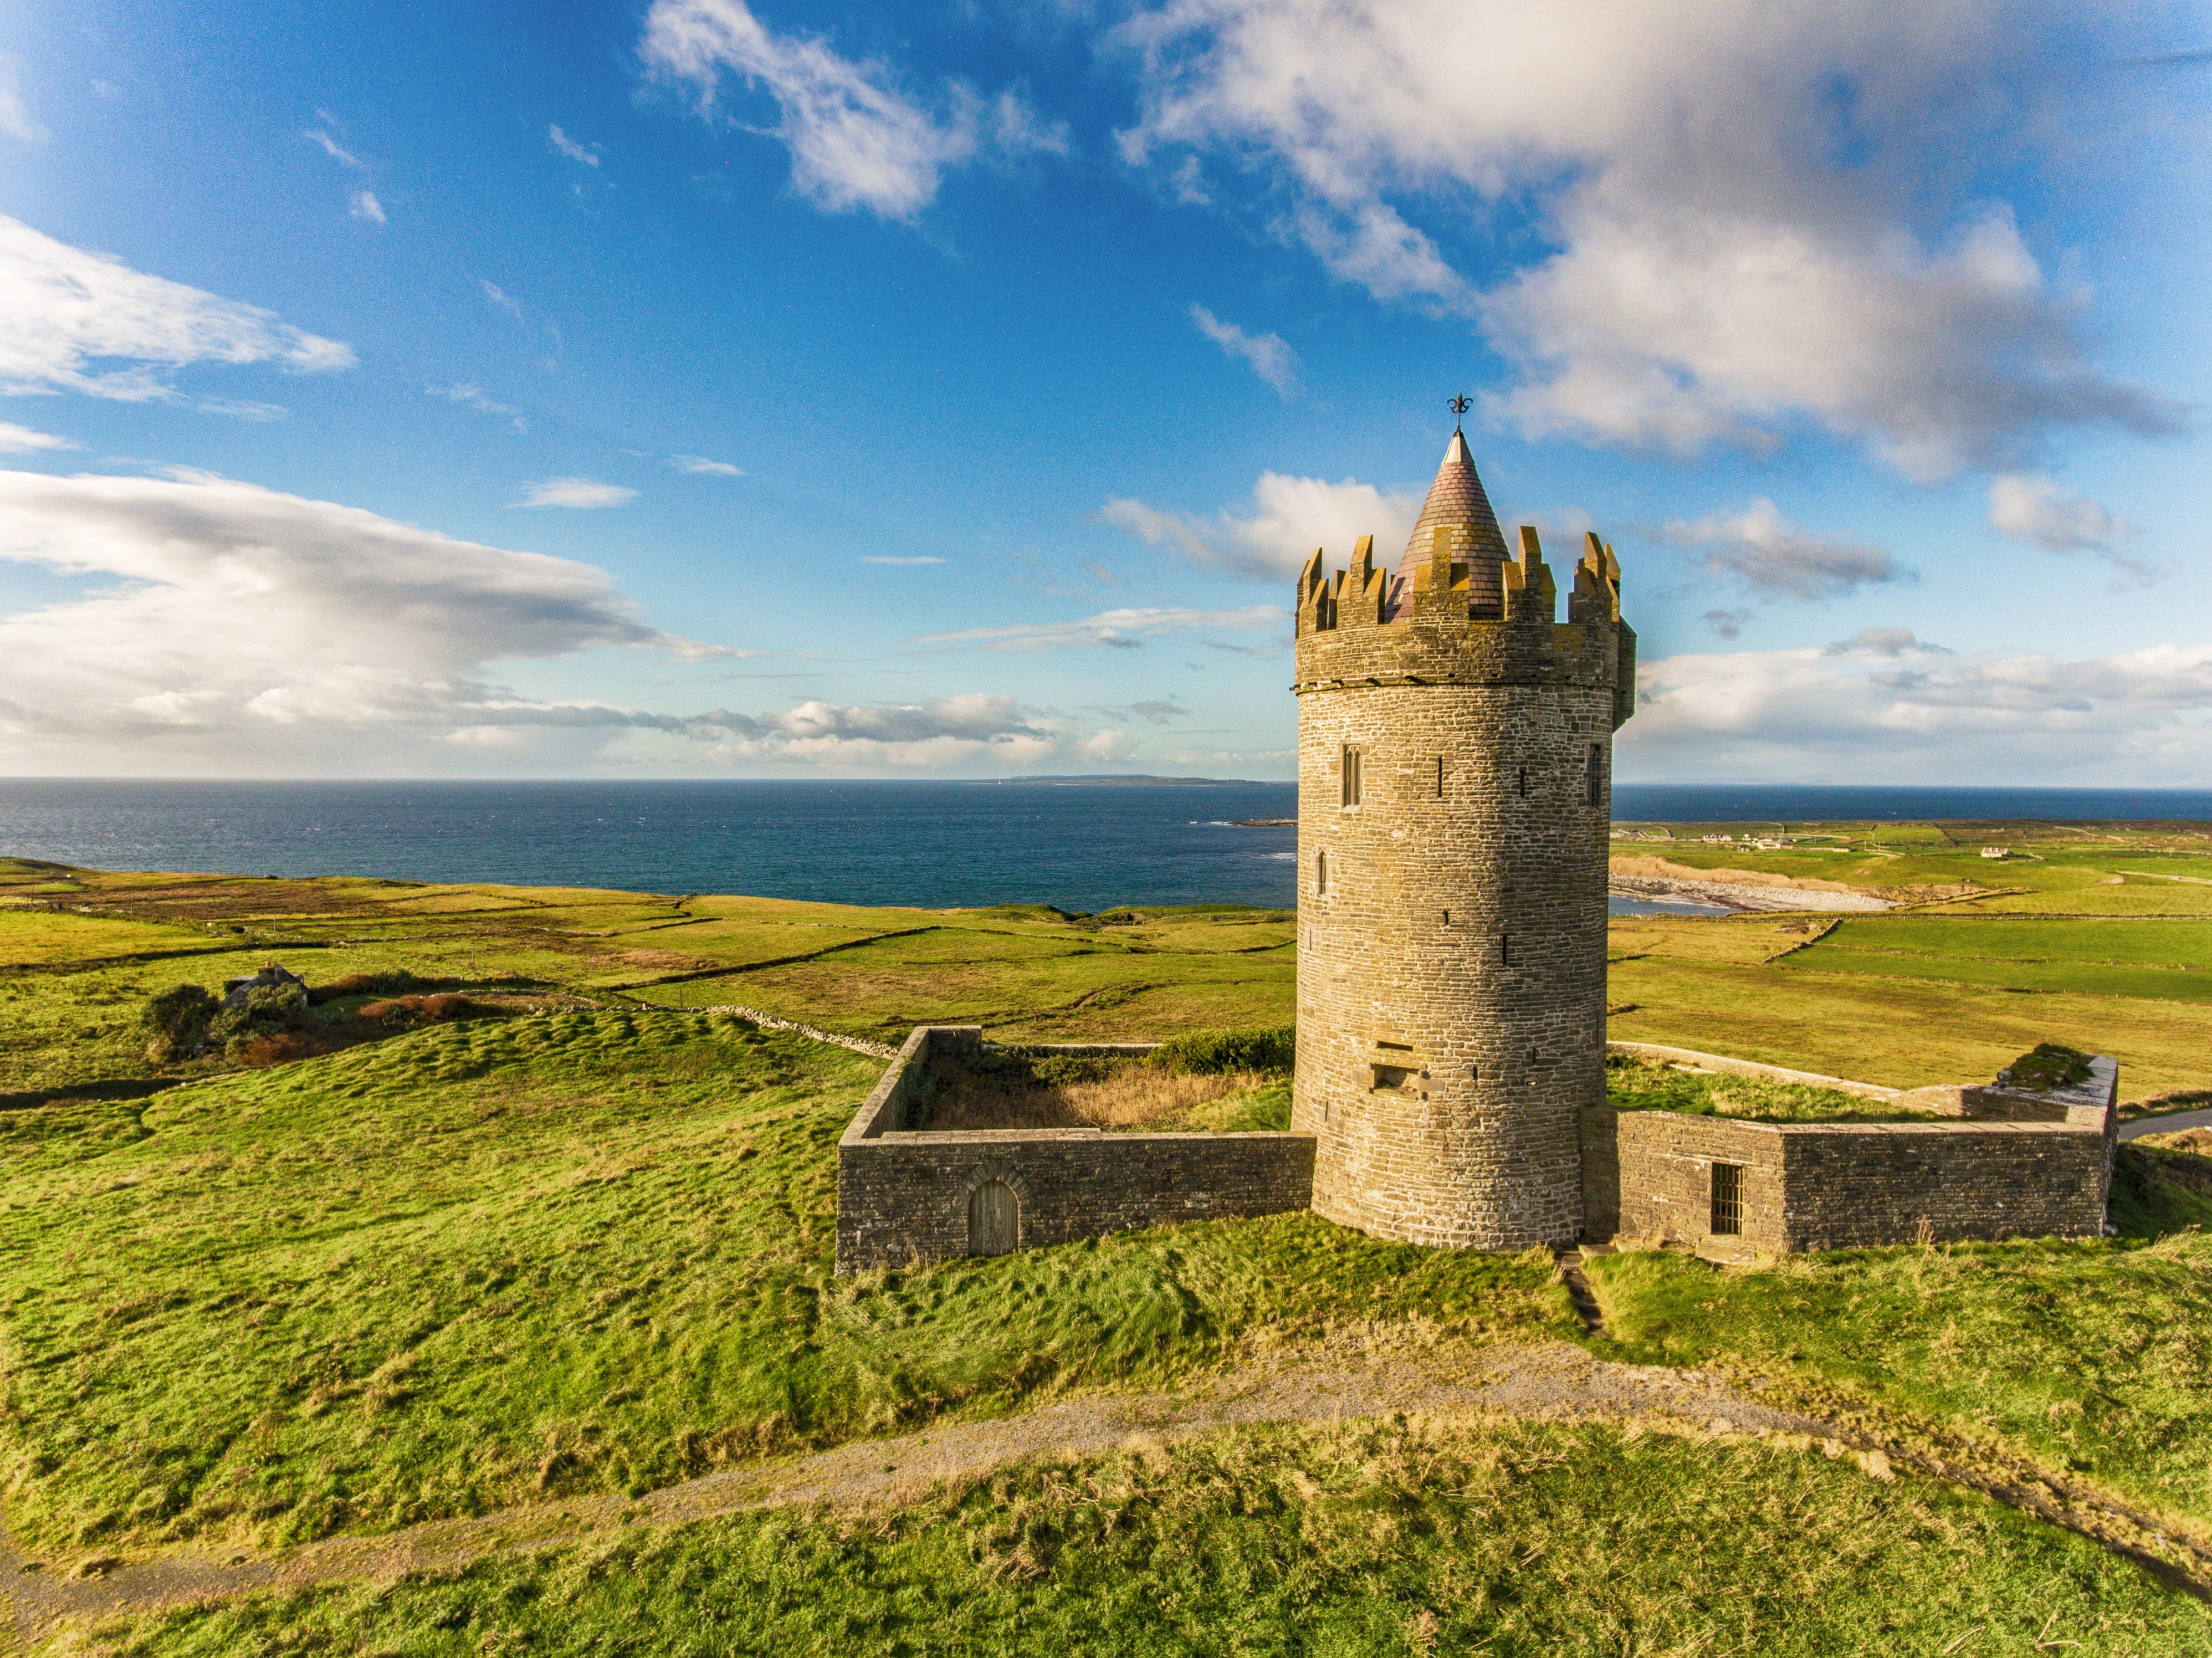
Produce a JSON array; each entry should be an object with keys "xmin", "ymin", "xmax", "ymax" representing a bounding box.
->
[{"xmin": 2, "ymin": 778, "xmax": 2208, "ymax": 912}]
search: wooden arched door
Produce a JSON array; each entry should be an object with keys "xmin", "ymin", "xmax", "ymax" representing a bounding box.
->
[{"xmin": 968, "ymin": 1179, "xmax": 1019, "ymax": 1256}]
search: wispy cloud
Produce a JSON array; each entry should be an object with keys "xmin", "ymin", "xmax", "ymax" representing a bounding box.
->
[
  {"xmin": 549, "ymin": 124, "xmax": 602, "ymax": 166},
  {"xmin": 918, "ymin": 605, "xmax": 1283, "ymax": 653},
  {"xmin": 480, "ymin": 279, "xmax": 523, "ymax": 318},
  {"xmin": 1988, "ymin": 473, "xmax": 2149, "ymax": 577},
  {"xmin": 1661, "ymin": 499, "xmax": 1903, "ymax": 602},
  {"xmin": 640, "ymin": 0, "xmax": 1063, "ymax": 220},
  {"xmin": 0, "ymin": 214, "xmax": 355, "ymax": 401},
  {"xmin": 1824, "ymin": 626, "xmax": 1950, "ymax": 658},
  {"xmin": 304, "ymin": 127, "xmax": 365, "ymax": 170},
  {"xmin": 0, "ymin": 421, "xmax": 76, "ymax": 453},
  {"xmin": 668, "ymin": 453, "xmax": 744, "ymax": 477},
  {"xmin": 349, "ymin": 190, "xmax": 386, "ymax": 224},
  {"xmin": 513, "ymin": 477, "xmax": 638, "ymax": 509},
  {"xmin": 1100, "ymin": 472, "xmax": 1420, "ymax": 581},
  {"xmin": 196, "ymin": 398, "xmax": 288, "ymax": 422},
  {"xmin": 0, "ymin": 54, "xmax": 45, "ymax": 142},
  {"xmin": 430, "ymin": 383, "xmax": 526, "ymax": 432},
  {"xmin": 862, "ymin": 555, "xmax": 943, "ymax": 565},
  {"xmin": 1189, "ymin": 304, "xmax": 1298, "ymax": 396}
]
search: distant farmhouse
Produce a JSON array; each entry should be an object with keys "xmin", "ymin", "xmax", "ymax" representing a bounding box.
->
[{"xmin": 836, "ymin": 429, "xmax": 2117, "ymax": 1271}]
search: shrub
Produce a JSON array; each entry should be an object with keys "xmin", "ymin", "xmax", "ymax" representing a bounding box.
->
[
  {"xmin": 2003, "ymin": 1042, "xmax": 2093, "ymax": 1092},
  {"xmin": 208, "ymin": 981, "xmax": 314, "ymax": 1051},
  {"xmin": 357, "ymin": 993, "xmax": 497, "ymax": 1027},
  {"xmin": 141, "ymin": 984, "xmax": 218, "ymax": 1058},
  {"xmin": 1151, "ymin": 1026, "xmax": 1294, "ymax": 1076}
]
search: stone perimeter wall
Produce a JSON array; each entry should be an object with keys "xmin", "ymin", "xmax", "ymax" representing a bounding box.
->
[
  {"xmin": 835, "ymin": 1026, "xmax": 1315, "ymax": 1273},
  {"xmin": 1581, "ymin": 1055, "xmax": 2119, "ymax": 1254}
]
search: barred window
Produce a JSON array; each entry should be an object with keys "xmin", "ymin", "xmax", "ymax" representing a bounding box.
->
[{"xmin": 1711, "ymin": 1163, "xmax": 1744, "ymax": 1236}]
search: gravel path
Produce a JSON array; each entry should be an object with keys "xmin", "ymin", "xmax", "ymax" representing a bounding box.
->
[{"xmin": 6, "ymin": 1339, "xmax": 2206, "ymax": 1641}]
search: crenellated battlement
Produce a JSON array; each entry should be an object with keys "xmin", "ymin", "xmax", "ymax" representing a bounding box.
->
[{"xmin": 1293, "ymin": 524, "xmax": 1636, "ymax": 729}]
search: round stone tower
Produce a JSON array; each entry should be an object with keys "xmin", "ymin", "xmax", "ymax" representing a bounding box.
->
[{"xmin": 1290, "ymin": 428, "xmax": 1635, "ymax": 1248}]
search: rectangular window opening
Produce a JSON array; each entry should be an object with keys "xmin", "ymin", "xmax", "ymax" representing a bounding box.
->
[
  {"xmin": 1500, "ymin": 933, "xmax": 1512, "ymax": 966},
  {"xmin": 1434, "ymin": 756, "xmax": 1445, "ymax": 797},
  {"xmin": 1517, "ymin": 765, "xmax": 1528, "ymax": 797},
  {"xmin": 1585, "ymin": 743, "xmax": 1604, "ymax": 808},
  {"xmin": 1711, "ymin": 1163, "xmax": 1744, "ymax": 1236},
  {"xmin": 1341, "ymin": 745, "xmax": 1363, "ymax": 808}
]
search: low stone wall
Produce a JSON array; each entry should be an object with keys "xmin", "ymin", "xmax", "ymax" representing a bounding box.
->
[
  {"xmin": 836, "ymin": 1026, "xmax": 1315, "ymax": 1273},
  {"xmin": 1583, "ymin": 1055, "xmax": 2118, "ymax": 1253}
]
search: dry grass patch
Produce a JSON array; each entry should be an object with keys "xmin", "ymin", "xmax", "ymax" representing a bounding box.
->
[{"xmin": 920, "ymin": 1051, "xmax": 1289, "ymax": 1133}]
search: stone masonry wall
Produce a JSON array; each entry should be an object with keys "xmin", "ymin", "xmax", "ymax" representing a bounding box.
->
[
  {"xmin": 836, "ymin": 1027, "xmax": 1315, "ymax": 1272},
  {"xmin": 1291, "ymin": 531, "xmax": 1629, "ymax": 1251},
  {"xmin": 1583, "ymin": 1070, "xmax": 2114, "ymax": 1255}
]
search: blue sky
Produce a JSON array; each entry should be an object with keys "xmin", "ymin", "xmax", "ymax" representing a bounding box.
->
[{"xmin": 1, "ymin": 0, "xmax": 2208, "ymax": 781}]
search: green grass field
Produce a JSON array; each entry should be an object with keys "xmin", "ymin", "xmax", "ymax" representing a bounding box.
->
[
  {"xmin": 65, "ymin": 1417, "xmax": 2212, "ymax": 1657},
  {"xmin": 4, "ymin": 828, "xmax": 2212, "ymax": 1652},
  {"xmin": 0, "ymin": 1008, "xmax": 1564, "ymax": 1560}
]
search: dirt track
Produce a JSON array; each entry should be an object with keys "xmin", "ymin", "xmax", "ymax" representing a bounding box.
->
[{"xmin": 7, "ymin": 1337, "xmax": 2209, "ymax": 1646}]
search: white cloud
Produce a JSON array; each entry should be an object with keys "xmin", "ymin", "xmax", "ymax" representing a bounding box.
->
[
  {"xmin": 0, "ymin": 54, "xmax": 44, "ymax": 142},
  {"xmin": 669, "ymin": 453, "xmax": 744, "ymax": 476},
  {"xmin": 639, "ymin": 0, "xmax": 1062, "ymax": 219},
  {"xmin": 305, "ymin": 128, "xmax": 365, "ymax": 170},
  {"xmin": 0, "ymin": 421, "xmax": 75, "ymax": 453},
  {"xmin": 1987, "ymin": 473, "xmax": 2146, "ymax": 575},
  {"xmin": 0, "ymin": 214, "xmax": 356, "ymax": 401},
  {"xmin": 549, "ymin": 124, "xmax": 602, "ymax": 166},
  {"xmin": 1824, "ymin": 626, "xmax": 1950, "ymax": 658},
  {"xmin": 0, "ymin": 469, "xmax": 725, "ymax": 771},
  {"xmin": 432, "ymin": 383, "xmax": 526, "ymax": 432},
  {"xmin": 513, "ymin": 477, "xmax": 636, "ymax": 509},
  {"xmin": 694, "ymin": 692, "xmax": 1122, "ymax": 772},
  {"xmin": 1100, "ymin": 471, "xmax": 1420, "ymax": 580},
  {"xmin": 480, "ymin": 279, "xmax": 523, "ymax": 318},
  {"xmin": 918, "ymin": 605, "xmax": 1283, "ymax": 653},
  {"xmin": 1622, "ymin": 638, "xmax": 2212, "ymax": 784},
  {"xmin": 196, "ymin": 398, "xmax": 288, "ymax": 422},
  {"xmin": 862, "ymin": 555, "xmax": 943, "ymax": 565},
  {"xmin": 1116, "ymin": 2, "xmax": 2180, "ymax": 479},
  {"xmin": 1661, "ymin": 498, "xmax": 1902, "ymax": 602},
  {"xmin": 349, "ymin": 190, "xmax": 386, "ymax": 224},
  {"xmin": 1190, "ymin": 304, "xmax": 1298, "ymax": 396}
]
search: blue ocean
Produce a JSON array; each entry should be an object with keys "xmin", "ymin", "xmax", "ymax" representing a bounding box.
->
[{"xmin": 1, "ymin": 780, "xmax": 2208, "ymax": 913}]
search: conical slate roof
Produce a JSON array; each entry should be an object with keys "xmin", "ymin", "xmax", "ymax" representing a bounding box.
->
[{"xmin": 1394, "ymin": 428, "xmax": 1509, "ymax": 586}]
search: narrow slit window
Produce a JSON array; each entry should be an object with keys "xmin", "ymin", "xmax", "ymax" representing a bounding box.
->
[
  {"xmin": 1500, "ymin": 933, "xmax": 1512, "ymax": 966},
  {"xmin": 1517, "ymin": 765, "xmax": 1528, "ymax": 797},
  {"xmin": 1314, "ymin": 850, "xmax": 1329, "ymax": 895},
  {"xmin": 1711, "ymin": 1163, "xmax": 1744, "ymax": 1236},
  {"xmin": 1585, "ymin": 743, "xmax": 1604, "ymax": 807},
  {"xmin": 1341, "ymin": 745, "xmax": 1363, "ymax": 807},
  {"xmin": 1434, "ymin": 756, "xmax": 1445, "ymax": 797}
]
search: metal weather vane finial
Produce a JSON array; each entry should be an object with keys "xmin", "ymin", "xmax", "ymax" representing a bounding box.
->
[{"xmin": 1447, "ymin": 393, "xmax": 1473, "ymax": 426}]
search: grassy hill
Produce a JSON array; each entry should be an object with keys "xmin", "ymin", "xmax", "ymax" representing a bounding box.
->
[{"xmin": 4, "ymin": 837, "xmax": 2212, "ymax": 1654}]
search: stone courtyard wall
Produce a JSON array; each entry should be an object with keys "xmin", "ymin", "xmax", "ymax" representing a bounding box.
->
[
  {"xmin": 1581, "ymin": 1056, "xmax": 2117, "ymax": 1253},
  {"xmin": 836, "ymin": 1026, "xmax": 1315, "ymax": 1272}
]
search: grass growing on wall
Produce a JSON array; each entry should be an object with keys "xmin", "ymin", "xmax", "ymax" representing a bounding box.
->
[
  {"xmin": 0, "ymin": 1011, "xmax": 1568, "ymax": 1557},
  {"xmin": 64, "ymin": 1418, "xmax": 2212, "ymax": 1658}
]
